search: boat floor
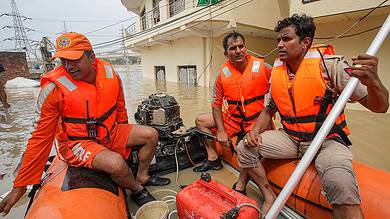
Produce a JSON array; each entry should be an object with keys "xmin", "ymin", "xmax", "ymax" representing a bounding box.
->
[{"xmin": 126, "ymin": 162, "xmax": 302, "ymax": 219}]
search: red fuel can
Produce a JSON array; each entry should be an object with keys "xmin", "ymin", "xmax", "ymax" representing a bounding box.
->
[{"xmin": 176, "ymin": 179, "xmax": 260, "ymax": 219}]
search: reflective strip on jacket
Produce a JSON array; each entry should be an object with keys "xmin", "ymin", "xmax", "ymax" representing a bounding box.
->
[
  {"xmin": 40, "ymin": 58, "xmax": 120, "ymax": 141},
  {"xmin": 270, "ymin": 45, "xmax": 350, "ymax": 142},
  {"xmin": 220, "ymin": 55, "xmax": 269, "ymax": 126}
]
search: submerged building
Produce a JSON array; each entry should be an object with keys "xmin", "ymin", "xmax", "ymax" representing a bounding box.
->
[{"xmin": 120, "ymin": 0, "xmax": 390, "ymax": 110}]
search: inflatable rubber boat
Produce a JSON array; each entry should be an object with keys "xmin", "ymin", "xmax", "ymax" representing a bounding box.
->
[
  {"xmin": 215, "ymin": 135, "xmax": 390, "ymax": 219},
  {"xmin": 25, "ymin": 157, "xmax": 129, "ymax": 219}
]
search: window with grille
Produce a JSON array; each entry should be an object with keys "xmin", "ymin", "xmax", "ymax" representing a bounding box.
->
[
  {"xmin": 155, "ymin": 66, "xmax": 166, "ymax": 81},
  {"xmin": 140, "ymin": 8, "xmax": 147, "ymax": 30},
  {"xmin": 169, "ymin": 0, "xmax": 185, "ymax": 17},
  {"xmin": 178, "ymin": 65, "xmax": 197, "ymax": 85},
  {"xmin": 152, "ymin": 0, "xmax": 161, "ymax": 24}
]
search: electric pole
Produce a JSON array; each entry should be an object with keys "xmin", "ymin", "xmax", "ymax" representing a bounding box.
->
[
  {"xmin": 1, "ymin": 0, "xmax": 39, "ymax": 63},
  {"xmin": 121, "ymin": 25, "xmax": 129, "ymax": 66}
]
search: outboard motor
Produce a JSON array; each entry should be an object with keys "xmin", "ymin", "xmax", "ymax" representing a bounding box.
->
[{"xmin": 130, "ymin": 93, "xmax": 206, "ymax": 175}]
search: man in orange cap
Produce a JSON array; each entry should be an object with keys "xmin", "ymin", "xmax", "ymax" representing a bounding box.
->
[{"xmin": 0, "ymin": 32, "xmax": 170, "ymax": 216}]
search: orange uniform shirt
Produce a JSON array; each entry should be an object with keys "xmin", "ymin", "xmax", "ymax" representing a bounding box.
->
[{"xmin": 14, "ymin": 68, "xmax": 128, "ymax": 188}]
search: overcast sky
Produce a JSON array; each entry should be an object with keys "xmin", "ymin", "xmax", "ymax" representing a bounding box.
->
[{"xmin": 0, "ymin": 0, "xmax": 137, "ymax": 54}]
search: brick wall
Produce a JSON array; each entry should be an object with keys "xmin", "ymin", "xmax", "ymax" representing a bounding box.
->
[{"xmin": 0, "ymin": 52, "xmax": 30, "ymax": 83}]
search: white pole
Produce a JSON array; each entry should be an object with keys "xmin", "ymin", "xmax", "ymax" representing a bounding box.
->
[{"xmin": 265, "ymin": 14, "xmax": 390, "ymax": 219}]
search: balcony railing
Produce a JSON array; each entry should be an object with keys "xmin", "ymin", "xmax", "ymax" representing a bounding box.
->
[
  {"xmin": 140, "ymin": 4, "xmax": 161, "ymax": 31},
  {"xmin": 125, "ymin": 21, "xmax": 137, "ymax": 35},
  {"xmin": 125, "ymin": 0, "xmax": 216, "ymax": 35}
]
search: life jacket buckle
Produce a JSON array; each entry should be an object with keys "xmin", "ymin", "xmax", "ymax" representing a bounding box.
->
[{"xmin": 86, "ymin": 119, "xmax": 98, "ymax": 139}]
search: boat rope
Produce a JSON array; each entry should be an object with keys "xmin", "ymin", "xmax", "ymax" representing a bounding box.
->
[{"xmin": 24, "ymin": 155, "xmax": 55, "ymax": 217}]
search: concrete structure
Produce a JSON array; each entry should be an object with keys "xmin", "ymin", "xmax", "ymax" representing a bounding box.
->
[
  {"xmin": 121, "ymin": 0, "xmax": 390, "ymax": 111},
  {"xmin": 0, "ymin": 52, "xmax": 30, "ymax": 83},
  {"xmin": 121, "ymin": 0, "xmax": 287, "ymax": 86}
]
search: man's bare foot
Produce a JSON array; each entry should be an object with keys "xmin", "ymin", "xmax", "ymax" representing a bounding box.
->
[
  {"xmin": 261, "ymin": 185, "xmax": 277, "ymax": 215},
  {"xmin": 261, "ymin": 197, "xmax": 275, "ymax": 215}
]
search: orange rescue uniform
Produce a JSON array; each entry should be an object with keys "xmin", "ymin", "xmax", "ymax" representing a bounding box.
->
[
  {"xmin": 270, "ymin": 45, "xmax": 350, "ymax": 144},
  {"xmin": 212, "ymin": 55, "xmax": 271, "ymax": 137},
  {"xmin": 14, "ymin": 58, "xmax": 130, "ymax": 188}
]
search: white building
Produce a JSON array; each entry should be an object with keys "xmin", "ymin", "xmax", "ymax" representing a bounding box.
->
[{"xmin": 121, "ymin": 0, "xmax": 390, "ymax": 110}]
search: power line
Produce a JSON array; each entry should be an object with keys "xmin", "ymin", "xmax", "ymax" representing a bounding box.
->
[
  {"xmin": 84, "ymin": 16, "xmax": 138, "ymax": 34},
  {"xmin": 28, "ymin": 18, "xmax": 127, "ymax": 23},
  {"xmin": 91, "ymin": 0, "xmax": 212, "ymax": 48},
  {"xmin": 318, "ymin": 0, "xmax": 388, "ymax": 44},
  {"xmin": 93, "ymin": 0, "xmax": 241, "ymax": 49},
  {"xmin": 251, "ymin": 0, "xmax": 389, "ymax": 58},
  {"xmin": 315, "ymin": 26, "xmax": 381, "ymax": 40},
  {"xmin": 1, "ymin": 0, "xmax": 39, "ymax": 62}
]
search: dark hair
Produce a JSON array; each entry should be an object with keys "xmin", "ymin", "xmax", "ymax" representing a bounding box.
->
[
  {"xmin": 84, "ymin": 50, "xmax": 94, "ymax": 57},
  {"xmin": 274, "ymin": 14, "xmax": 316, "ymax": 41},
  {"xmin": 223, "ymin": 31, "xmax": 245, "ymax": 51}
]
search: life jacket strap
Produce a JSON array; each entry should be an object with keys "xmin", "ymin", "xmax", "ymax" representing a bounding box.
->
[
  {"xmin": 226, "ymin": 95, "xmax": 264, "ymax": 105},
  {"xmin": 283, "ymin": 120, "xmax": 351, "ymax": 145},
  {"xmin": 280, "ymin": 114, "xmax": 317, "ymax": 124},
  {"xmin": 314, "ymin": 88, "xmax": 352, "ymax": 146},
  {"xmin": 230, "ymin": 110, "xmax": 261, "ymax": 122},
  {"xmin": 63, "ymin": 104, "xmax": 117, "ymax": 124},
  {"xmin": 64, "ymin": 104, "xmax": 117, "ymax": 142}
]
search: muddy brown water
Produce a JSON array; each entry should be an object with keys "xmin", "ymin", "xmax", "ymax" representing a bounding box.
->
[{"xmin": 0, "ymin": 65, "xmax": 389, "ymax": 218}]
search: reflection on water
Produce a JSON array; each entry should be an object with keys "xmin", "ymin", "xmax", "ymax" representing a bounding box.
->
[
  {"xmin": 119, "ymin": 66, "xmax": 211, "ymax": 127},
  {"xmin": 0, "ymin": 87, "xmax": 39, "ymax": 175},
  {"xmin": 0, "ymin": 66, "xmax": 211, "ymax": 205},
  {"xmin": 0, "ymin": 65, "xmax": 389, "ymax": 218}
]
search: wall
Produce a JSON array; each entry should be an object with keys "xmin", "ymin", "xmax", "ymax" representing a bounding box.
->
[
  {"xmin": 0, "ymin": 52, "xmax": 30, "ymax": 83},
  {"xmin": 215, "ymin": 0, "xmax": 288, "ymax": 30},
  {"xmin": 140, "ymin": 36, "xmax": 205, "ymax": 85},
  {"xmin": 139, "ymin": 33, "xmax": 277, "ymax": 87},
  {"xmin": 290, "ymin": 0, "xmax": 390, "ymax": 18},
  {"xmin": 314, "ymin": 14, "xmax": 390, "ymax": 112}
]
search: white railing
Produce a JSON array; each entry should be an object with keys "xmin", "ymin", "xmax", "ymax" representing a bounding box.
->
[{"xmin": 125, "ymin": 0, "xmax": 202, "ymax": 35}]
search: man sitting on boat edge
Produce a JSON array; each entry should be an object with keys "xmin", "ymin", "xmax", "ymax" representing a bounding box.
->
[
  {"xmin": 237, "ymin": 14, "xmax": 389, "ymax": 218},
  {"xmin": 0, "ymin": 32, "xmax": 170, "ymax": 216},
  {"xmin": 193, "ymin": 31, "xmax": 274, "ymax": 195}
]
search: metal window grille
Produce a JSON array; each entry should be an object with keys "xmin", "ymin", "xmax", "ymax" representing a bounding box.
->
[{"xmin": 169, "ymin": 0, "xmax": 185, "ymax": 17}]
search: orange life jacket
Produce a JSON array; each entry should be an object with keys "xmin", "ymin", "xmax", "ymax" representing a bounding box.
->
[
  {"xmin": 40, "ymin": 58, "xmax": 120, "ymax": 142},
  {"xmin": 220, "ymin": 55, "xmax": 269, "ymax": 134},
  {"xmin": 270, "ymin": 45, "xmax": 351, "ymax": 145}
]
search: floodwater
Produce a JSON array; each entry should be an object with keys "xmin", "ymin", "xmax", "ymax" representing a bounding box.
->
[{"xmin": 0, "ymin": 65, "xmax": 389, "ymax": 218}]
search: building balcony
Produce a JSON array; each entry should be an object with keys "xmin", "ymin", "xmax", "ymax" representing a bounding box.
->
[{"xmin": 121, "ymin": 0, "xmax": 287, "ymax": 49}]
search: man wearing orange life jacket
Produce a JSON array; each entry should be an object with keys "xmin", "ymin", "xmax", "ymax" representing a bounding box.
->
[
  {"xmin": 237, "ymin": 14, "xmax": 389, "ymax": 218},
  {"xmin": 0, "ymin": 32, "xmax": 170, "ymax": 216},
  {"xmin": 194, "ymin": 32, "xmax": 273, "ymax": 195}
]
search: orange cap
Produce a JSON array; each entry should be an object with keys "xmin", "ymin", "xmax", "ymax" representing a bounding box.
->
[{"xmin": 53, "ymin": 32, "xmax": 92, "ymax": 60}]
